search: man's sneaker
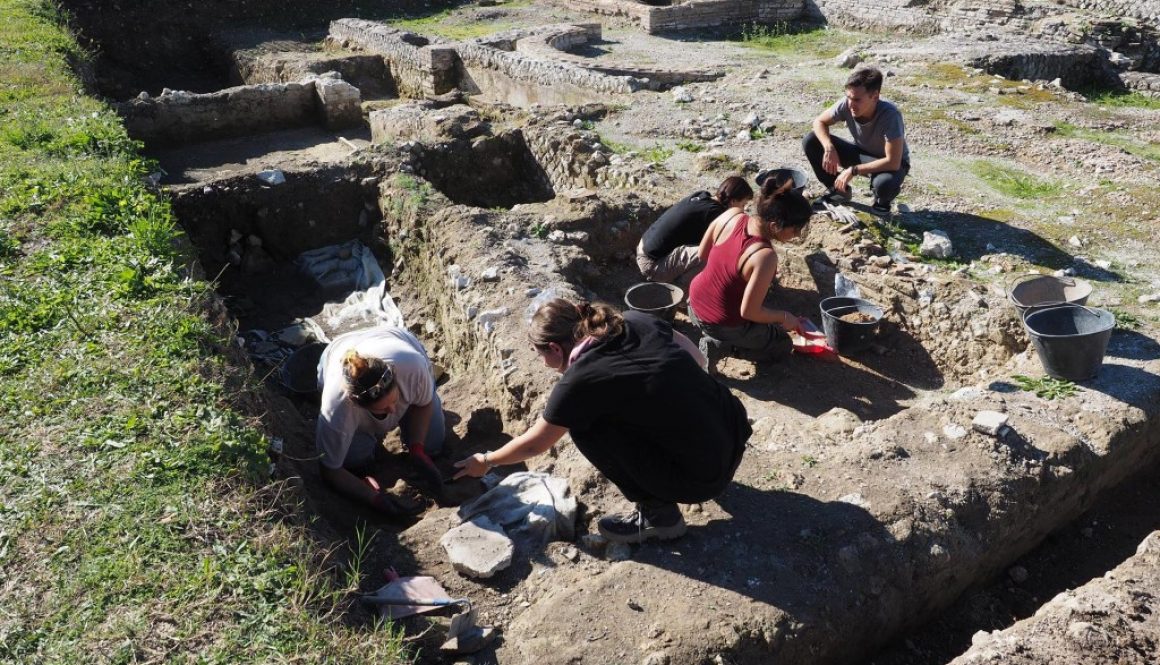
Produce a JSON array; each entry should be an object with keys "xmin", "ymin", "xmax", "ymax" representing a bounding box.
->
[
  {"xmin": 871, "ymin": 199, "xmax": 892, "ymax": 214},
  {"xmin": 819, "ymin": 188, "xmax": 851, "ymax": 205},
  {"xmin": 598, "ymin": 503, "xmax": 687, "ymax": 544}
]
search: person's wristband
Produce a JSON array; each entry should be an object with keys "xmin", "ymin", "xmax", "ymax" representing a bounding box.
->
[
  {"xmin": 482, "ymin": 452, "xmax": 494, "ymax": 469},
  {"xmin": 850, "ymin": 165, "xmax": 859, "ymax": 176}
]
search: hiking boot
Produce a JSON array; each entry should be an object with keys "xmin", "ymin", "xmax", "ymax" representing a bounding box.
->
[
  {"xmin": 598, "ymin": 503, "xmax": 687, "ymax": 544},
  {"xmin": 871, "ymin": 198, "xmax": 892, "ymax": 214}
]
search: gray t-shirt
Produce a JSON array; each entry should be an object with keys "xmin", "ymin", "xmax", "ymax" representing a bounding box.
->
[
  {"xmin": 828, "ymin": 98, "xmax": 910, "ymax": 164},
  {"xmin": 316, "ymin": 326, "xmax": 435, "ymax": 469}
]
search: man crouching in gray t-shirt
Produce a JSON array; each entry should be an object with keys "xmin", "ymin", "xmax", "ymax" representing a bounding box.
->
[{"xmin": 802, "ymin": 67, "xmax": 910, "ymax": 213}]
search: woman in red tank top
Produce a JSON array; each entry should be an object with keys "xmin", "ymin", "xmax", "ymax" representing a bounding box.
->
[{"xmin": 687, "ymin": 176, "xmax": 813, "ymax": 370}]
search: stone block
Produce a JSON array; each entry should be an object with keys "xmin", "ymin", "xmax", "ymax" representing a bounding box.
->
[
  {"xmin": 440, "ymin": 515, "xmax": 514, "ymax": 579},
  {"xmin": 313, "ymin": 77, "xmax": 362, "ymax": 130}
]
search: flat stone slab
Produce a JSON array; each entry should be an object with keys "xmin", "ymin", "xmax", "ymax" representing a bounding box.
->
[
  {"xmin": 440, "ymin": 515, "xmax": 514, "ymax": 579},
  {"xmin": 949, "ymin": 530, "xmax": 1160, "ymax": 665}
]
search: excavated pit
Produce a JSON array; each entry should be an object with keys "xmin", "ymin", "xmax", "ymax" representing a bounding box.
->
[
  {"xmin": 64, "ymin": 2, "xmax": 1160, "ymax": 662},
  {"xmin": 161, "ymin": 115, "xmax": 1160, "ymax": 665}
]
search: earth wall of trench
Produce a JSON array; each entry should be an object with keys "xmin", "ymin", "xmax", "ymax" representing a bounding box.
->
[{"xmin": 947, "ymin": 530, "xmax": 1160, "ymax": 665}]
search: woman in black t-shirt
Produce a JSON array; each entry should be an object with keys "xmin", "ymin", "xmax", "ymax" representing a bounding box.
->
[
  {"xmin": 454, "ymin": 298, "xmax": 752, "ymax": 545},
  {"xmin": 636, "ymin": 176, "xmax": 753, "ymax": 285}
]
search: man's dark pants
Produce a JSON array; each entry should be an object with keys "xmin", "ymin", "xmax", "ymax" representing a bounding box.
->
[{"xmin": 802, "ymin": 131, "xmax": 910, "ymax": 207}]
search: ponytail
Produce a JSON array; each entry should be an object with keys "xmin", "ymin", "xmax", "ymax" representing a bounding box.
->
[
  {"xmin": 754, "ymin": 176, "xmax": 811, "ymax": 240},
  {"xmin": 530, "ymin": 298, "xmax": 625, "ymax": 348},
  {"xmin": 342, "ymin": 349, "xmax": 396, "ymax": 406}
]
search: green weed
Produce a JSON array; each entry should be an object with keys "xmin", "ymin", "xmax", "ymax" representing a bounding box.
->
[
  {"xmin": 1109, "ymin": 307, "xmax": 1141, "ymax": 330},
  {"xmin": 1012, "ymin": 374, "xmax": 1079, "ymax": 399},
  {"xmin": 800, "ymin": 454, "xmax": 819, "ymax": 468},
  {"xmin": 676, "ymin": 140, "xmax": 704, "ymax": 153},
  {"xmin": 530, "ymin": 221, "xmax": 550, "ymax": 239},
  {"xmin": 971, "ymin": 161, "xmax": 1062, "ymax": 199},
  {"xmin": 641, "ymin": 143, "xmax": 673, "ymax": 165},
  {"xmin": 1079, "ymin": 87, "xmax": 1160, "ymax": 110},
  {"xmin": 736, "ymin": 22, "xmax": 859, "ymax": 59}
]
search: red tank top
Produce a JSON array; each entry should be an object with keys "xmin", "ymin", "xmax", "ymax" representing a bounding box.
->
[{"xmin": 689, "ymin": 214, "xmax": 770, "ymax": 327}]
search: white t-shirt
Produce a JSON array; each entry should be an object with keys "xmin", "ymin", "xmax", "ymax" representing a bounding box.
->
[{"xmin": 316, "ymin": 327, "xmax": 434, "ymax": 469}]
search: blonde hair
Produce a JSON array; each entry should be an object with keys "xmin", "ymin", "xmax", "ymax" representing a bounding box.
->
[
  {"xmin": 529, "ymin": 298, "xmax": 624, "ymax": 348},
  {"xmin": 342, "ymin": 349, "xmax": 395, "ymax": 406}
]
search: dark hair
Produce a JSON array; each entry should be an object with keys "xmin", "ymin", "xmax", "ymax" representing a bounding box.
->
[
  {"xmin": 529, "ymin": 298, "xmax": 624, "ymax": 348},
  {"xmin": 846, "ymin": 67, "xmax": 883, "ymax": 93},
  {"xmin": 342, "ymin": 349, "xmax": 396, "ymax": 407},
  {"xmin": 716, "ymin": 176, "xmax": 754, "ymax": 208},
  {"xmin": 753, "ymin": 177, "xmax": 811, "ymax": 239}
]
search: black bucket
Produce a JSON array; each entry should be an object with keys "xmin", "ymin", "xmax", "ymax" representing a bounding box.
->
[
  {"xmin": 280, "ymin": 341, "xmax": 328, "ymax": 394},
  {"xmin": 624, "ymin": 282, "xmax": 683, "ymax": 322},
  {"xmin": 1023, "ymin": 304, "xmax": 1114, "ymax": 381},
  {"xmin": 820, "ymin": 296, "xmax": 883, "ymax": 354},
  {"xmin": 1008, "ymin": 274, "xmax": 1092, "ymax": 317},
  {"xmin": 755, "ymin": 166, "xmax": 808, "ymax": 193}
]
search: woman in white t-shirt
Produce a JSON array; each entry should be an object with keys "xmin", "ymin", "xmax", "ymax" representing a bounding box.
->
[{"xmin": 316, "ymin": 326, "xmax": 445, "ymax": 516}]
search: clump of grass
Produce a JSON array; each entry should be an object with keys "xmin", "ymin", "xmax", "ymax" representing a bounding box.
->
[
  {"xmin": 641, "ymin": 143, "xmax": 673, "ymax": 165},
  {"xmin": 1079, "ymin": 87, "xmax": 1160, "ymax": 110},
  {"xmin": 1012, "ymin": 374, "xmax": 1079, "ymax": 399},
  {"xmin": 735, "ymin": 22, "xmax": 859, "ymax": 59},
  {"xmin": 1109, "ymin": 307, "xmax": 1141, "ymax": 330},
  {"xmin": 971, "ymin": 161, "xmax": 1062, "ymax": 199},
  {"xmin": 392, "ymin": 8, "xmax": 510, "ymax": 40},
  {"xmin": 676, "ymin": 140, "xmax": 704, "ymax": 153}
]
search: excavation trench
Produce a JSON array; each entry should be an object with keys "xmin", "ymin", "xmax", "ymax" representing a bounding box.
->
[
  {"xmin": 165, "ymin": 119, "xmax": 1160, "ymax": 664},
  {"xmin": 85, "ymin": 6, "xmax": 1160, "ymax": 663}
]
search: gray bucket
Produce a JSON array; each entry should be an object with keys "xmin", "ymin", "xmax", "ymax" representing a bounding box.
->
[
  {"xmin": 820, "ymin": 296, "xmax": 883, "ymax": 354},
  {"xmin": 756, "ymin": 166, "xmax": 808, "ymax": 193},
  {"xmin": 281, "ymin": 342, "xmax": 328, "ymax": 394},
  {"xmin": 624, "ymin": 282, "xmax": 683, "ymax": 322},
  {"xmin": 1023, "ymin": 304, "xmax": 1114, "ymax": 381},
  {"xmin": 1008, "ymin": 274, "xmax": 1092, "ymax": 317}
]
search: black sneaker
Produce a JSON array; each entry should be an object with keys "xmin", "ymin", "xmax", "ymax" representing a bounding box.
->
[
  {"xmin": 598, "ymin": 503, "xmax": 687, "ymax": 544},
  {"xmin": 819, "ymin": 188, "xmax": 851, "ymax": 205},
  {"xmin": 871, "ymin": 199, "xmax": 892, "ymax": 214}
]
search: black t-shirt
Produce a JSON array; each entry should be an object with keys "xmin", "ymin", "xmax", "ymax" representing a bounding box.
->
[
  {"xmin": 640, "ymin": 191, "xmax": 725, "ymax": 260},
  {"xmin": 543, "ymin": 312, "xmax": 749, "ymax": 487}
]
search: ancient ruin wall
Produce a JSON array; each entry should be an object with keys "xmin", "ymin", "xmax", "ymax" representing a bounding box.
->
[
  {"xmin": 1056, "ymin": 0, "xmax": 1160, "ymax": 23},
  {"xmin": 642, "ymin": 0, "xmax": 804, "ymax": 34},
  {"xmin": 453, "ymin": 40, "xmax": 640, "ymax": 105},
  {"xmin": 329, "ymin": 19, "xmax": 458, "ymax": 97},
  {"xmin": 117, "ymin": 82, "xmax": 318, "ymax": 147},
  {"xmin": 805, "ymin": 0, "xmax": 944, "ymax": 33}
]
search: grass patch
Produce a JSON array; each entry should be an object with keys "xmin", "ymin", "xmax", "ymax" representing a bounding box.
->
[
  {"xmin": 676, "ymin": 140, "xmax": 704, "ymax": 153},
  {"xmin": 1080, "ymin": 87, "xmax": 1160, "ymax": 110},
  {"xmin": 1109, "ymin": 307, "xmax": 1142, "ymax": 330},
  {"xmin": 971, "ymin": 161, "xmax": 1062, "ymax": 199},
  {"xmin": 1012, "ymin": 374, "xmax": 1079, "ymax": 400},
  {"xmin": 735, "ymin": 22, "xmax": 860, "ymax": 59},
  {"xmin": 1053, "ymin": 121, "xmax": 1160, "ymax": 162},
  {"xmin": 0, "ymin": 1, "xmax": 411, "ymax": 662},
  {"xmin": 641, "ymin": 143, "xmax": 674, "ymax": 165},
  {"xmin": 391, "ymin": 6, "xmax": 512, "ymax": 41}
]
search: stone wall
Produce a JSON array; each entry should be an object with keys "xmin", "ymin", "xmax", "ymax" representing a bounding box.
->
[
  {"xmin": 330, "ymin": 18, "xmax": 640, "ymax": 105},
  {"xmin": 232, "ymin": 50, "xmax": 394, "ymax": 97},
  {"xmin": 804, "ymin": 0, "xmax": 943, "ymax": 34},
  {"xmin": 513, "ymin": 23, "xmax": 724, "ymax": 87},
  {"xmin": 118, "ymin": 82, "xmax": 319, "ymax": 147},
  {"xmin": 643, "ymin": 0, "xmax": 804, "ymax": 33},
  {"xmin": 1055, "ymin": 0, "xmax": 1160, "ymax": 23},
  {"xmin": 539, "ymin": 0, "xmax": 804, "ymax": 33},
  {"xmin": 329, "ymin": 19, "xmax": 458, "ymax": 97},
  {"xmin": 1121, "ymin": 70, "xmax": 1160, "ymax": 95}
]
